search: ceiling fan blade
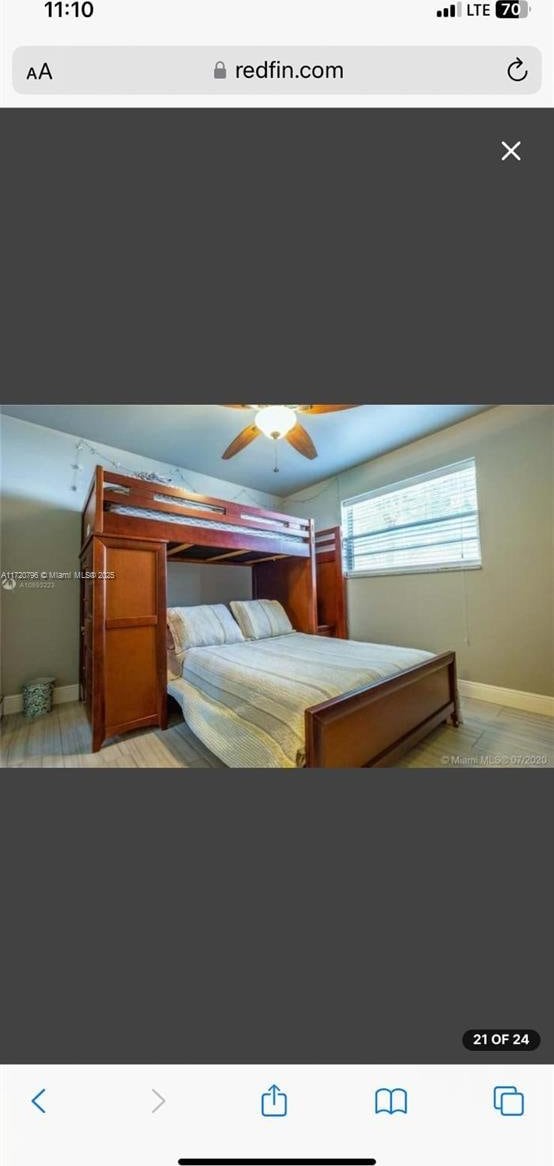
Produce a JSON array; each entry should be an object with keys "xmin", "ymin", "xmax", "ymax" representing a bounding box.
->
[
  {"xmin": 222, "ymin": 404, "xmax": 254, "ymax": 409},
  {"xmin": 297, "ymin": 404, "xmax": 358, "ymax": 414},
  {"xmin": 286, "ymin": 422, "xmax": 318, "ymax": 460},
  {"xmin": 222, "ymin": 424, "xmax": 261, "ymax": 459}
]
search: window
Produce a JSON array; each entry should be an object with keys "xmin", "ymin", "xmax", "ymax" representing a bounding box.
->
[{"xmin": 342, "ymin": 458, "xmax": 482, "ymax": 577}]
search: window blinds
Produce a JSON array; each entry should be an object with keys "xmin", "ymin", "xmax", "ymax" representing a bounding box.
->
[{"xmin": 342, "ymin": 459, "xmax": 482, "ymax": 576}]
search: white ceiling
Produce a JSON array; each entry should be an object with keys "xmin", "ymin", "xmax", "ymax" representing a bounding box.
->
[{"xmin": 0, "ymin": 404, "xmax": 492, "ymax": 496}]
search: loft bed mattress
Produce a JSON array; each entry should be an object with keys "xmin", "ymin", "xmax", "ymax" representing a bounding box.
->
[
  {"xmin": 167, "ymin": 632, "xmax": 434, "ymax": 768},
  {"xmin": 108, "ymin": 504, "xmax": 306, "ymax": 546}
]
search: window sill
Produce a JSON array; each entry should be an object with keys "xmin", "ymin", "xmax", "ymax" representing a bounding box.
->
[{"xmin": 346, "ymin": 563, "xmax": 482, "ymax": 579}]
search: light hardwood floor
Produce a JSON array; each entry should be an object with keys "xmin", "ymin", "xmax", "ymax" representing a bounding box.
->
[{"xmin": 1, "ymin": 697, "xmax": 552, "ymax": 768}]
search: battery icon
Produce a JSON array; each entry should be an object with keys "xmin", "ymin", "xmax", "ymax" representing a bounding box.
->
[{"xmin": 495, "ymin": 1, "xmax": 530, "ymax": 15}]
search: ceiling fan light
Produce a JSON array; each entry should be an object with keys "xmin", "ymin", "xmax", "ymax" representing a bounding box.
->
[{"xmin": 255, "ymin": 405, "xmax": 296, "ymax": 440}]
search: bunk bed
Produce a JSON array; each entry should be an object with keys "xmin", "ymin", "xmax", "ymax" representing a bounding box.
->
[
  {"xmin": 80, "ymin": 466, "xmax": 460, "ymax": 763},
  {"xmin": 315, "ymin": 526, "xmax": 348, "ymax": 638}
]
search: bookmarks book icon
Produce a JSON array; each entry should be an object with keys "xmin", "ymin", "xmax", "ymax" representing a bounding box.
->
[{"xmin": 375, "ymin": 1087, "xmax": 408, "ymax": 1114}]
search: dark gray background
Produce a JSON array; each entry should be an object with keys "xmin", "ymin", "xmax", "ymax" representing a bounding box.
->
[
  {"xmin": 2, "ymin": 109, "xmax": 552, "ymax": 405},
  {"xmin": 2, "ymin": 771, "xmax": 552, "ymax": 1062},
  {"xmin": 1, "ymin": 109, "xmax": 552, "ymax": 1063}
]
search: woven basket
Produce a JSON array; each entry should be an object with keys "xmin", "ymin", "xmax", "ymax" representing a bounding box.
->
[{"xmin": 22, "ymin": 677, "xmax": 56, "ymax": 719}]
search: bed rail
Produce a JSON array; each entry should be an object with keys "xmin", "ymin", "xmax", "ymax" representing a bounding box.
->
[{"xmin": 81, "ymin": 466, "xmax": 313, "ymax": 559}]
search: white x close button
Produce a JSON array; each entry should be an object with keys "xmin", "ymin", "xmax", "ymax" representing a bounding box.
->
[{"xmin": 501, "ymin": 140, "xmax": 522, "ymax": 162}]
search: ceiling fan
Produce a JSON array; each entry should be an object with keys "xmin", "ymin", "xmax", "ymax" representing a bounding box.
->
[{"xmin": 221, "ymin": 404, "xmax": 358, "ymax": 463}]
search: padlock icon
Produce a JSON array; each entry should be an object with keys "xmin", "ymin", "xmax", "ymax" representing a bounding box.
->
[{"xmin": 214, "ymin": 61, "xmax": 227, "ymax": 80}]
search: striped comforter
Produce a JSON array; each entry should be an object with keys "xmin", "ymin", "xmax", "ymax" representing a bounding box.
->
[{"xmin": 167, "ymin": 632, "xmax": 434, "ymax": 768}]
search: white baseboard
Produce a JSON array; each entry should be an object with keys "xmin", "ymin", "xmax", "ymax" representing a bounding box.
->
[
  {"xmin": 2, "ymin": 683, "xmax": 80, "ymax": 716},
  {"xmin": 2, "ymin": 679, "xmax": 551, "ymax": 718},
  {"xmin": 458, "ymin": 679, "xmax": 554, "ymax": 718}
]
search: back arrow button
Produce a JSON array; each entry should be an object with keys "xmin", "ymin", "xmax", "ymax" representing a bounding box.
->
[{"xmin": 31, "ymin": 1089, "xmax": 46, "ymax": 1114}]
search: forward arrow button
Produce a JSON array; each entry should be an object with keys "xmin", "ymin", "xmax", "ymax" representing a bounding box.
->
[{"xmin": 152, "ymin": 1088, "xmax": 166, "ymax": 1114}]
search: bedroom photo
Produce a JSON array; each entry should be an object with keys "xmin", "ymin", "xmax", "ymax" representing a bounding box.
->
[{"xmin": 1, "ymin": 402, "xmax": 552, "ymax": 770}]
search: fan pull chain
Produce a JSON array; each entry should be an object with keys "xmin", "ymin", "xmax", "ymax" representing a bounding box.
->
[{"xmin": 273, "ymin": 443, "xmax": 279, "ymax": 473}]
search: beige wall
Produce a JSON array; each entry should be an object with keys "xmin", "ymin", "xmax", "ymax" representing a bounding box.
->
[
  {"xmin": 167, "ymin": 561, "xmax": 252, "ymax": 608},
  {"xmin": 282, "ymin": 406, "xmax": 554, "ymax": 695},
  {"xmin": 0, "ymin": 416, "xmax": 274, "ymax": 696}
]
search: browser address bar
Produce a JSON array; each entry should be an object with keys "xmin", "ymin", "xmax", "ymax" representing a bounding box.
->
[{"xmin": 12, "ymin": 46, "xmax": 541, "ymax": 95}]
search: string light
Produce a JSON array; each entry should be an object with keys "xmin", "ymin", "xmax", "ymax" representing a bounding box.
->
[
  {"xmin": 69, "ymin": 437, "xmax": 271, "ymax": 506},
  {"xmin": 280, "ymin": 475, "xmax": 340, "ymax": 506}
]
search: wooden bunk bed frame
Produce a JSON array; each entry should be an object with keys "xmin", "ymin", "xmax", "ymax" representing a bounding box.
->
[
  {"xmin": 315, "ymin": 526, "xmax": 348, "ymax": 639},
  {"xmin": 80, "ymin": 466, "xmax": 460, "ymax": 763}
]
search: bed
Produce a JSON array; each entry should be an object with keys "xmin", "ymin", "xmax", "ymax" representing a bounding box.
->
[
  {"xmin": 167, "ymin": 631, "xmax": 459, "ymax": 768},
  {"xmin": 80, "ymin": 466, "xmax": 460, "ymax": 761},
  {"xmin": 82, "ymin": 466, "xmax": 313, "ymax": 560}
]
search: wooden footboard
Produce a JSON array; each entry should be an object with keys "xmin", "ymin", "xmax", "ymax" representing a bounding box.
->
[{"xmin": 305, "ymin": 651, "xmax": 460, "ymax": 768}]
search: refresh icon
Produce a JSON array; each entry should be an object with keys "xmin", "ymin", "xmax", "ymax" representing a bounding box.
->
[{"xmin": 507, "ymin": 56, "xmax": 528, "ymax": 82}]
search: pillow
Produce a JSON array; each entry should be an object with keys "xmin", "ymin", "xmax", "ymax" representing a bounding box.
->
[
  {"xmin": 230, "ymin": 599, "xmax": 294, "ymax": 640},
  {"xmin": 166, "ymin": 626, "xmax": 181, "ymax": 679},
  {"xmin": 167, "ymin": 604, "xmax": 244, "ymax": 664}
]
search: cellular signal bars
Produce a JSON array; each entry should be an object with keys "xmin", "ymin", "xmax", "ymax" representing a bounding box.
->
[{"xmin": 436, "ymin": 3, "xmax": 463, "ymax": 14}]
